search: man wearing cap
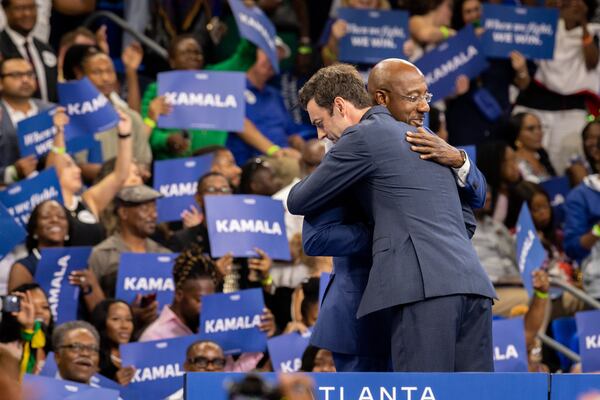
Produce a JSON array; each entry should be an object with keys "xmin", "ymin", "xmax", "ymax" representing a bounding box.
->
[{"xmin": 88, "ymin": 184, "xmax": 171, "ymax": 300}]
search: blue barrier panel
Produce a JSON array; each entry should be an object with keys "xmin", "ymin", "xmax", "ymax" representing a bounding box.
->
[
  {"xmin": 551, "ymin": 374, "xmax": 600, "ymax": 399},
  {"xmin": 185, "ymin": 372, "xmax": 549, "ymax": 399}
]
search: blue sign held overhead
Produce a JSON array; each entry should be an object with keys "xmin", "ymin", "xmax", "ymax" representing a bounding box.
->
[
  {"xmin": 415, "ymin": 25, "xmax": 489, "ymax": 102},
  {"xmin": 268, "ymin": 330, "xmax": 312, "ymax": 373},
  {"xmin": 157, "ymin": 70, "xmax": 246, "ymax": 132},
  {"xmin": 0, "ymin": 168, "xmax": 63, "ymax": 227},
  {"xmin": 17, "ymin": 107, "xmax": 57, "ymax": 157},
  {"xmin": 229, "ymin": 0, "xmax": 279, "ymax": 74},
  {"xmin": 35, "ymin": 247, "xmax": 92, "ymax": 325},
  {"xmin": 482, "ymin": 4, "xmax": 559, "ymax": 60},
  {"xmin": 0, "ymin": 201, "xmax": 27, "ymax": 261},
  {"xmin": 576, "ymin": 310, "xmax": 600, "ymax": 373},
  {"xmin": 516, "ymin": 203, "xmax": 547, "ymax": 297},
  {"xmin": 540, "ymin": 176, "xmax": 570, "ymax": 226},
  {"xmin": 58, "ymin": 77, "xmax": 119, "ymax": 140},
  {"xmin": 205, "ymin": 195, "xmax": 291, "ymax": 261},
  {"xmin": 115, "ymin": 253, "xmax": 178, "ymax": 309},
  {"xmin": 153, "ymin": 154, "xmax": 214, "ymax": 223},
  {"xmin": 492, "ymin": 317, "xmax": 528, "ymax": 372},
  {"xmin": 200, "ymin": 288, "xmax": 267, "ymax": 354},
  {"xmin": 337, "ymin": 8, "xmax": 409, "ymax": 64}
]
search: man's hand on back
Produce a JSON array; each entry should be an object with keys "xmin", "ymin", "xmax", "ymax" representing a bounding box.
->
[{"xmin": 406, "ymin": 128, "xmax": 464, "ymax": 169}]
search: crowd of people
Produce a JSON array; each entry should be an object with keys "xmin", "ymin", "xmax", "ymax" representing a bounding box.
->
[{"xmin": 0, "ymin": 0, "xmax": 599, "ymax": 397}]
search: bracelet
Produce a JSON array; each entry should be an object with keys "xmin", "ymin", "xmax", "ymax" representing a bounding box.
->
[
  {"xmin": 143, "ymin": 117, "xmax": 157, "ymax": 128},
  {"xmin": 261, "ymin": 275, "xmax": 273, "ymax": 286},
  {"xmin": 298, "ymin": 45, "xmax": 313, "ymax": 55},
  {"xmin": 81, "ymin": 285, "xmax": 93, "ymax": 295},
  {"xmin": 534, "ymin": 290, "xmax": 549, "ymax": 299},
  {"xmin": 440, "ymin": 26, "xmax": 450, "ymax": 39},
  {"xmin": 583, "ymin": 33, "xmax": 594, "ymax": 47},
  {"xmin": 592, "ymin": 224, "xmax": 600, "ymax": 238},
  {"xmin": 118, "ymin": 132, "xmax": 132, "ymax": 139},
  {"xmin": 51, "ymin": 146, "xmax": 66, "ymax": 154},
  {"xmin": 266, "ymin": 145, "xmax": 281, "ymax": 156}
]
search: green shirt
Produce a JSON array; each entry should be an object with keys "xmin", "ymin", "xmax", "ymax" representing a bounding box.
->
[{"xmin": 141, "ymin": 40, "xmax": 256, "ymax": 160}]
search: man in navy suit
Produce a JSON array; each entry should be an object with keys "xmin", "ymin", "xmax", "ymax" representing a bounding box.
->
[{"xmin": 288, "ymin": 63, "xmax": 496, "ymax": 372}]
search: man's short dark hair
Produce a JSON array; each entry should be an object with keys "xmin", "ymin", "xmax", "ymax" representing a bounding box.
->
[
  {"xmin": 298, "ymin": 64, "xmax": 371, "ymax": 114},
  {"xmin": 195, "ymin": 171, "xmax": 227, "ymax": 195},
  {"xmin": 0, "ymin": 56, "xmax": 28, "ymax": 76}
]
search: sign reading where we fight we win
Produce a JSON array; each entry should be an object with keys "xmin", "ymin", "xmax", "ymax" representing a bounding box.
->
[
  {"xmin": 120, "ymin": 336, "xmax": 197, "ymax": 400},
  {"xmin": 0, "ymin": 168, "xmax": 63, "ymax": 227},
  {"xmin": 492, "ymin": 318, "xmax": 528, "ymax": 372},
  {"xmin": 153, "ymin": 154, "xmax": 214, "ymax": 223},
  {"xmin": 576, "ymin": 310, "xmax": 600, "ymax": 372},
  {"xmin": 0, "ymin": 202, "xmax": 26, "ymax": 261},
  {"xmin": 115, "ymin": 253, "xmax": 178, "ymax": 308},
  {"xmin": 200, "ymin": 288, "xmax": 267, "ymax": 354},
  {"xmin": 229, "ymin": 0, "xmax": 279, "ymax": 74},
  {"xmin": 516, "ymin": 203, "xmax": 547, "ymax": 297},
  {"xmin": 157, "ymin": 71, "xmax": 246, "ymax": 132},
  {"xmin": 415, "ymin": 25, "xmax": 488, "ymax": 102},
  {"xmin": 337, "ymin": 8, "xmax": 408, "ymax": 64},
  {"xmin": 35, "ymin": 247, "xmax": 92, "ymax": 325},
  {"xmin": 185, "ymin": 372, "xmax": 550, "ymax": 400},
  {"xmin": 205, "ymin": 195, "xmax": 291, "ymax": 260},
  {"xmin": 58, "ymin": 77, "xmax": 119, "ymax": 139},
  {"xmin": 482, "ymin": 4, "xmax": 559, "ymax": 60},
  {"xmin": 17, "ymin": 107, "xmax": 57, "ymax": 157}
]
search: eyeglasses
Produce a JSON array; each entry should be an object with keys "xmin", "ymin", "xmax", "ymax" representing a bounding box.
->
[
  {"xmin": 187, "ymin": 356, "xmax": 226, "ymax": 369},
  {"xmin": 1, "ymin": 71, "xmax": 35, "ymax": 80},
  {"xmin": 59, "ymin": 343, "xmax": 100, "ymax": 354},
  {"xmin": 380, "ymin": 88, "xmax": 433, "ymax": 104},
  {"xmin": 205, "ymin": 186, "xmax": 232, "ymax": 194}
]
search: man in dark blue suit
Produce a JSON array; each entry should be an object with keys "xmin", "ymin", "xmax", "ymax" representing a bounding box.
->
[{"xmin": 288, "ymin": 63, "xmax": 496, "ymax": 372}]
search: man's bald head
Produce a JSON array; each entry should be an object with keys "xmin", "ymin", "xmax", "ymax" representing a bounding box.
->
[{"xmin": 367, "ymin": 58, "xmax": 423, "ymax": 100}]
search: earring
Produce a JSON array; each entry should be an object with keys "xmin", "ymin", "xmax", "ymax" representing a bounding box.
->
[
  {"xmin": 64, "ymin": 234, "xmax": 70, "ymax": 241},
  {"xmin": 515, "ymin": 140, "xmax": 522, "ymax": 149},
  {"xmin": 32, "ymin": 234, "xmax": 38, "ymax": 240}
]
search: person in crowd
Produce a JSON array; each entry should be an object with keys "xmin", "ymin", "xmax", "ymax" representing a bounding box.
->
[
  {"xmin": 0, "ymin": 57, "xmax": 51, "ymax": 185},
  {"xmin": 194, "ymin": 146, "xmax": 242, "ymax": 190},
  {"xmin": 56, "ymin": 26, "xmax": 107, "ymax": 82},
  {"xmin": 0, "ymin": 0, "xmax": 57, "ymax": 102},
  {"xmin": 239, "ymin": 157, "xmax": 283, "ymax": 196},
  {"xmin": 524, "ymin": 269, "xmax": 551, "ymax": 373},
  {"xmin": 0, "ymin": 0, "xmax": 50, "ymax": 43},
  {"xmin": 88, "ymin": 184, "xmax": 170, "ymax": 302},
  {"xmin": 47, "ymin": 107, "xmax": 133, "ymax": 247},
  {"xmin": 90, "ymin": 299, "xmax": 136, "ymax": 386},
  {"xmin": 514, "ymin": 0, "xmax": 600, "ymax": 173},
  {"xmin": 52, "ymin": 321, "xmax": 100, "ymax": 384},
  {"xmin": 0, "ymin": 283, "xmax": 53, "ymax": 377},
  {"xmin": 300, "ymin": 346, "xmax": 336, "ymax": 372},
  {"xmin": 508, "ymin": 113, "xmax": 556, "ymax": 183},
  {"xmin": 567, "ymin": 120, "xmax": 600, "ymax": 187},
  {"xmin": 408, "ymin": 0, "xmax": 454, "ymax": 59},
  {"xmin": 290, "ymin": 277, "xmax": 320, "ymax": 329},
  {"xmin": 0, "ymin": 343, "xmax": 22, "ymax": 399}
]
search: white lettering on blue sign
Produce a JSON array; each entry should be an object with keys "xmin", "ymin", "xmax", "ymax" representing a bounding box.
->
[
  {"xmin": 159, "ymin": 182, "xmax": 197, "ymax": 198},
  {"xmin": 424, "ymin": 45, "xmax": 479, "ymax": 86},
  {"xmin": 66, "ymin": 94, "xmax": 108, "ymax": 115},
  {"xmin": 280, "ymin": 358, "xmax": 302, "ymax": 373},
  {"xmin": 239, "ymin": 13, "xmax": 276, "ymax": 50},
  {"xmin": 48, "ymin": 255, "xmax": 70, "ymax": 320},
  {"xmin": 319, "ymin": 386, "xmax": 436, "ymax": 400},
  {"xmin": 164, "ymin": 92, "xmax": 238, "ymax": 108},
  {"xmin": 204, "ymin": 314, "xmax": 261, "ymax": 333},
  {"xmin": 123, "ymin": 277, "xmax": 174, "ymax": 291},
  {"xmin": 518, "ymin": 230, "xmax": 535, "ymax": 273},
  {"xmin": 485, "ymin": 19, "xmax": 553, "ymax": 46},
  {"xmin": 215, "ymin": 219, "xmax": 282, "ymax": 235},
  {"xmin": 493, "ymin": 345, "xmax": 519, "ymax": 361},
  {"xmin": 132, "ymin": 363, "xmax": 183, "ymax": 383},
  {"xmin": 24, "ymin": 126, "xmax": 56, "ymax": 146},
  {"xmin": 586, "ymin": 335, "xmax": 600, "ymax": 349}
]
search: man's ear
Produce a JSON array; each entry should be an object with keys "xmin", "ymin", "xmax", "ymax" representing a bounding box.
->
[
  {"xmin": 117, "ymin": 206, "xmax": 127, "ymax": 222},
  {"xmin": 333, "ymin": 96, "xmax": 345, "ymax": 115},
  {"xmin": 375, "ymin": 90, "xmax": 387, "ymax": 106}
]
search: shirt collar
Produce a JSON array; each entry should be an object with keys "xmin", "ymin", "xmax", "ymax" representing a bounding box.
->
[
  {"xmin": 4, "ymin": 26, "xmax": 31, "ymax": 47},
  {"xmin": 2, "ymin": 99, "xmax": 38, "ymax": 125},
  {"xmin": 360, "ymin": 105, "xmax": 390, "ymax": 122}
]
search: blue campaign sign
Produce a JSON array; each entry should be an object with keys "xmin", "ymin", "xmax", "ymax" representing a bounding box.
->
[
  {"xmin": 120, "ymin": 335, "xmax": 198, "ymax": 400},
  {"xmin": 35, "ymin": 247, "xmax": 92, "ymax": 325},
  {"xmin": 115, "ymin": 253, "xmax": 178, "ymax": 308},
  {"xmin": 199, "ymin": 288, "xmax": 267, "ymax": 354},
  {"xmin": 482, "ymin": 4, "xmax": 558, "ymax": 60},
  {"xmin": 23, "ymin": 374, "xmax": 119, "ymax": 400},
  {"xmin": 415, "ymin": 25, "xmax": 489, "ymax": 102},
  {"xmin": 337, "ymin": 8, "xmax": 408, "ymax": 64},
  {"xmin": 157, "ymin": 70, "xmax": 246, "ymax": 132},
  {"xmin": 551, "ymin": 374, "xmax": 600, "ymax": 400},
  {"xmin": 0, "ymin": 201, "xmax": 27, "ymax": 261},
  {"xmin": 0, "ymin": 168, "xmax": 63, "ymax": 227},
  {"xmin": 268, "ymin": 330, "xmax": 312, "ymax": 372},
  {"xmin": 540, "ymin": 176, "xmax": 570, "ymax": 226},
  {"xmin": 576, "ymin": 310, "xmax": 600, "ymax": 373},
  {"xmin": 228, "ymin": 0, "xmax": 279, "ymax": 74},
  {"xmin": 516, "ymin": 203, "xmax": 547, "ymax": 297},
  {"xmin": 185, "ymin": 372, "xmax": 549, "ymax": 400},
  {"xmin": 153, "ymin": 154, "xmax": 214, "ymax": 223},
  {"xmin": 492, "ymin": 317, "xmax": 528, "ymax": 372},
  {"xmin": 205, "ymin": 195, "xmax": 291, "ymax": 261},
  {"xmin": 458, "ymin": 145, "xmax": 477, "ymax": 164},
  {"xmin": 58, "ymin": 77, "xmax": 119, "ymax": 139},
  {"xmin": 17, "ymin": 107, "xmax": 57, "ymax": 157}
]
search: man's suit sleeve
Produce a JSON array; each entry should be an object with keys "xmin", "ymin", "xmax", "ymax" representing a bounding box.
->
[
  {"xmin": 458, "ymin": 158, "xmax": 487, "ymax": 210},
  {"xmin": 303, "ymin": 207, "xmax": 371, "ymax": 257},
  {"xmin": 460, "ymin": 195, "xmax": 477, "ymax": 239},
  {"xmin": 287, "ymin": 133, "xmax": 373, "ymax": 215}
]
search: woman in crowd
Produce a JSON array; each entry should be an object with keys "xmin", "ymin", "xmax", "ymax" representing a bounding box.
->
[
  {"xmin": 91, "ymin": 299, "xmax": 136, "ymax": 385},
  {"xmin": 0, "ymin": 283, "xmax": 53, "ymax": 378},
  {"xmin": 408, "ymin": 0, "xmax": 454, "ymax": 60},
  {"xmin": 567, "ymin": 120, "xmax": 600, "ymax": 187},
  {"xmin": 300, "ymin": 346, "xmax": 336, "ymax": 372},
  {"xmin": 508, "ymin": 113, "xmax": 556, "ymax": 183}
]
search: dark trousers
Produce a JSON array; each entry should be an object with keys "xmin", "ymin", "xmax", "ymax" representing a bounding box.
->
[
  {"xmin": 332, "ymin": 352, "xmax": 391, "ymax": 372},
  {"xmin": 390, "ymin": 294, "xmax": 494, "ymax": 372}
]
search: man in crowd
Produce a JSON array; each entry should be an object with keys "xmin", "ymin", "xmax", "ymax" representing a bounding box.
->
[
  {"xmin": 53, "ymin": 321, "xmax": 100, "ymax": 384},
  {"xmin": 0, "ymin": 0, "xmax": 57, "ymax": 102},
  {"xmin": 0, "ymin": 56, "xmax": 51, "ymax": 184}
]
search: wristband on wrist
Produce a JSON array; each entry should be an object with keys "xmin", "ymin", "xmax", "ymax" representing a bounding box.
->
[
  {"xmin": 143, "ymin": 117, "xmax": 157, "ymax": 128},
  {"xmin": 298, "ymin": 45, "xmax": 313, "ymax": 55},
  {"xmin": 51, "ymin": 146, "xmax": 66, "ymax": 154},
  {"xmin": 261, "ymin": 275, "xmax": 273, "ymax": 286},
  {"xmin": 534, "ymin": 290, "xmax": 549, "ymax": 299},
  {"xmin": 81, "ymin": 285, "xmax": 93, "ymax": 295},
  {"xmin": 266, "ymin": 145, "xmax": 281, "ymax": 156},
  {"xmin": 592, "ymin": 224, "xmax": 600, "ymax": 238},
  {"xmin": 440, "ymin": 26, "xmax": 450, "ymax": 39}
]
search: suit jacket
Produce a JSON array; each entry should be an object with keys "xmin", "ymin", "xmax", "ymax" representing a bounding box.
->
[
  {"xmin": 288, "ymin": 106, "xmax": 496, "ymax": 318},
  {"xmin": 0, "ymin": 30, "xmax": 58, "ymax": 102},
  {"xmin": 0, "ymin": 99, "xmax": 53, "ymax": 183}
]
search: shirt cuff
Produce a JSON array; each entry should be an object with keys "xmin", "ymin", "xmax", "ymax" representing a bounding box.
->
[
  {"xmin": 4, "ymin": 165, "xmax": 18, "ymax": 184},
  {"xmin": 452, "ymin": 151, "xmax": 470, "ymax": 188}
]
